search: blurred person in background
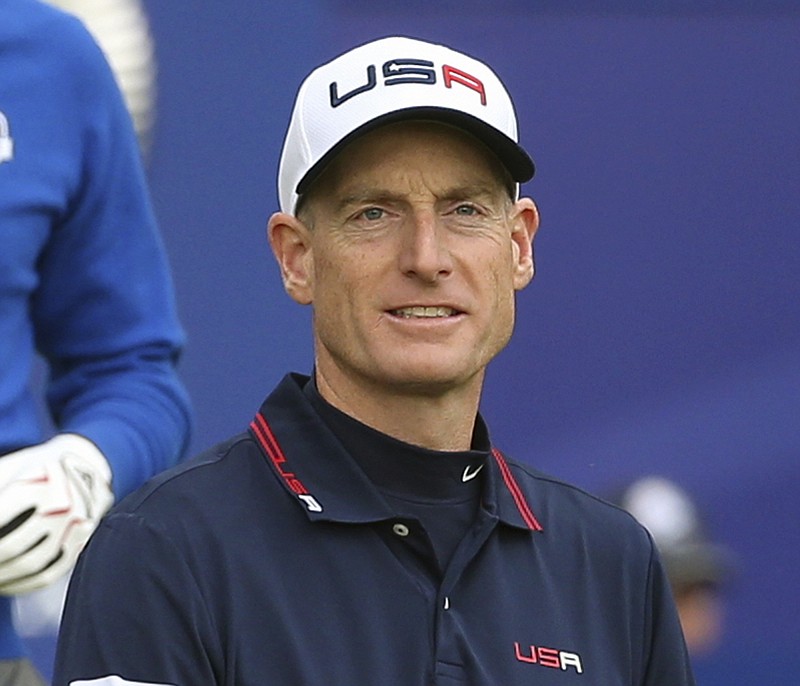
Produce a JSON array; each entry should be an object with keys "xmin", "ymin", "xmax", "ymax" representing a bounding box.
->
[
  {"xmin": 0, "ymin": 1, "xmax": 190, "ymax": 683},
  {"xmin": 610, "ymin": 476, "xmax": 734, "ymax": 657}
]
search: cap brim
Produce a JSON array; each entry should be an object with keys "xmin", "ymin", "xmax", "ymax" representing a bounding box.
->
[{"xmin": 296, "ymin": 106, "xmax": 535, "ymax": 198}]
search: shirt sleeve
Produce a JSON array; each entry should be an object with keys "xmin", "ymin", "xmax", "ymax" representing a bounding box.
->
[
  {"xmin": 641, "ymin": 538, "xmax": 697, "ymax": 685},
  {"xmin": 30, "ymin": 12, "xmax": 191, "ymax": 498},
  {"xmin": 53, "ymin": 512, "xmax": 220, "ymax": 686}
]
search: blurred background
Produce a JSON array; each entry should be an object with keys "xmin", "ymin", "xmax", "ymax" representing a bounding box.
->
[{"xmin": 27, "ymin": 0, "xmax": 800, "ymax": 682}]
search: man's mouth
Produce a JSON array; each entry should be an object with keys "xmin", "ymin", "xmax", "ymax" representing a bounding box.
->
[{"xmin": 389, "ymin": 306, "xmax": 459, "ymax": 319}]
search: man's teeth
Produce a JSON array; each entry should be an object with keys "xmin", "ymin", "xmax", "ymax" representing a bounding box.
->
[{"xmin": 392, "ymin": 306, "xmax": 457, "ymax": 318}]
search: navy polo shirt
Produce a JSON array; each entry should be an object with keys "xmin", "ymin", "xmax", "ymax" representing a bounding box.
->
[{"xmin": 54, "ymin": 373, "xmax": 695, "ymax": 685}]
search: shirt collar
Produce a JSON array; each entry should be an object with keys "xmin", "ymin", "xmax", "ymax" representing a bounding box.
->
[{"xmin": 250, "ymin": 373, "xmax": 543, "ymax": 532}]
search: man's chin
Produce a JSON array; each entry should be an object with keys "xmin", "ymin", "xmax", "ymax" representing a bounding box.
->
[{"xmin": 377, "ymin": 365, "xmax": 484, "ymax": 398}]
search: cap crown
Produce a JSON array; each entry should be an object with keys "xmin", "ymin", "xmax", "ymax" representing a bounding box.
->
[{"xmin": 278, "ymin": 36, "xmax": 532, "ymax": 213}]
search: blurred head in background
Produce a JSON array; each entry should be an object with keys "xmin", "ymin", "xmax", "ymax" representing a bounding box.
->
[{"xmin": 611, "ymin": 475, "xmax": 734, "ymax": 655}]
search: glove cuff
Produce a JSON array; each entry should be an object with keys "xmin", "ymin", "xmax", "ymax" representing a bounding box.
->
[{"xmin": 46, "ymin": 433, "xmax": 113, "ymax": 487}]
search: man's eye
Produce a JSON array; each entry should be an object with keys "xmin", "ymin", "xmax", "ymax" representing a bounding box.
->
[
  {"xmin": 454, "ymin": 204, "xmax": 478, "ymax": 216},
  {"xmin": 361, "ymin": 207, "xmax": 384, "ymax": 221}
]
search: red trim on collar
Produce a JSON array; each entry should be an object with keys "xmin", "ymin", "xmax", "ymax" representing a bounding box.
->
[
  {"xmin": 251, "ymin": 412, "xmax": 320, "ymax": 508},
  {"xmin": 252, "ymin": 409, "xmax": 540, "ymax": 529},
  {"xmin": 251, "ymin": 412, "xmax": 285, "ymax": 463},
  {"xmin": 491, "ymin": 448, "xmax": 543, "ymax": 531}
]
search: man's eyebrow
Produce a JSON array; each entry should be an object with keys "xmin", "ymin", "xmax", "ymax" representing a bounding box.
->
[
  {"xmin": 339, "ymin": 190, "xmax": 395, "ymax": 204},
  {"xmin": 439, "ymin": 184, "xmax": 501, "ymax": 201},
  {"xmin": 332, "ymin": 190, "xmax": 403, "ymax": 213}
]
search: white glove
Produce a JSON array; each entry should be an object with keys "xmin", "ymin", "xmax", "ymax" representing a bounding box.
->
[{"xmin": 0, "ymin": 434, "xmax": 113, "ymax": 596}]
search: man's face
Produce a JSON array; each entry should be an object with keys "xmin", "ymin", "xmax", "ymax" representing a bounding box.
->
[{"xmin": 275, "ymin": 121, "xmax": 538, "ymax": 399}]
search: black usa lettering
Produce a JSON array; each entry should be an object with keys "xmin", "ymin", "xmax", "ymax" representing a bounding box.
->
[{"xmin": 329, "ymin": 59, "xmax": 485, "ymax": 108}]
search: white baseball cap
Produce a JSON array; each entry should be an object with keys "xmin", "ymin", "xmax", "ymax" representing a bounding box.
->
[{"xmin": 277, "ymin": 36, "xmax": 535, "ymax": 214}]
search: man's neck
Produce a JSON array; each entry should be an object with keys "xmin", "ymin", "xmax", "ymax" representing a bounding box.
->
[{"xmin": 314, "ymin": 366, "xmax": 484, "ymax": 452}]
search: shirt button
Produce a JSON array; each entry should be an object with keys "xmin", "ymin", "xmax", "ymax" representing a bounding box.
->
[{"xmin": 392, "ymin": 523, "xmax": 410, "ymax": 537}]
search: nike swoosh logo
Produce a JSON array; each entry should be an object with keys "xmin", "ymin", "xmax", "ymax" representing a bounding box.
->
[{"xmin": 461, "ymin": 464, "xmax": 484, "ymax": 482}]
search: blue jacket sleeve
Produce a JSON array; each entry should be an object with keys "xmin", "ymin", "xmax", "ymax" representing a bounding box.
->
[{"xmin": 30, "ymin": 11, "xmax": 192, "ymax": 498}]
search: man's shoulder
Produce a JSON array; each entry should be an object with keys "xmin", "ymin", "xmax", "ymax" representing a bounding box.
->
[
  {"xmin": 76, "ymin": 428, "xmax": 305, "ymax": 583},
  {"xmin": 100, "ymin": 375, "xmax": 325, "ymax": 541},
  {"xmin": 501, "ymin": 455, "xmax": 653, "ymax": 548},
  {"xmin": 111, "ymin": 431, "xmax": 268, "ymax": 521}
]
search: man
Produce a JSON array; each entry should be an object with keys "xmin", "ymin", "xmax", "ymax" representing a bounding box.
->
[
  {"xmin": 1, "ymin": 1, "xmax": 191, "ymax": 683},
  {"xmin": 53, "ymin": 36, "xmax": 694, "ymax": 685}
]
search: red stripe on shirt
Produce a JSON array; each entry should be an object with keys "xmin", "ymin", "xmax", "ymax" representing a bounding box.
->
[{"xmin": 492, "ymin": 448, "xmax": 543, "ymax": 531}]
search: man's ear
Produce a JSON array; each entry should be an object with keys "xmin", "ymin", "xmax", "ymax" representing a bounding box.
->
[
  {"xmin": 510, "ymin": 197, "xmax": 540, "ymax": 291},
  {"xmin": 267, "ymin": 212, "xmax": 314, "ymax": 305}
]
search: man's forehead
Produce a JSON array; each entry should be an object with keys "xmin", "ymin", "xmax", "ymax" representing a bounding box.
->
[
  {"xmin": 327, "ymin": 122, "xmax": 509, "ymax": 185},
  {"xmin": 294, "ymin": 120, "xmax": 515, "ymax": 219}
]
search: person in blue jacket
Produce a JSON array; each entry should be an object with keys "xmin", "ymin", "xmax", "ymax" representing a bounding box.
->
[
  {"xmin": 53, "ymin": 36, "xmax": 694, "ymax": 685},
  {"xmin": 0, "ymin": 1, "xmax": 191, "ymax": 682}
]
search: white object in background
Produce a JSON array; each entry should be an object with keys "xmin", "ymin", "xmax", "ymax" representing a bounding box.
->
[
  {"xmin": 0, "ymin": 110, "xmax": 13, "ymax": 163},
  {"xmin": 45, "ymin": 0, "xmax": 158, "ymax": 156}
]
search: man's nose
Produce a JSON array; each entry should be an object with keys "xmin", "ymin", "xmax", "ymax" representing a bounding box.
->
[{"xmin": 398, "ymin": 211, "xmax": 453, "ymax": 282}]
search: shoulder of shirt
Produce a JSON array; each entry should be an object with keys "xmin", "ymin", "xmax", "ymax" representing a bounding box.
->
[
  {"xmin": 111, "ymin": 431, "xmax": 260, "ymax": 516},
  {"xmin": 497, "ymin": 452, "xmax": 654, "ymax": 542}
]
